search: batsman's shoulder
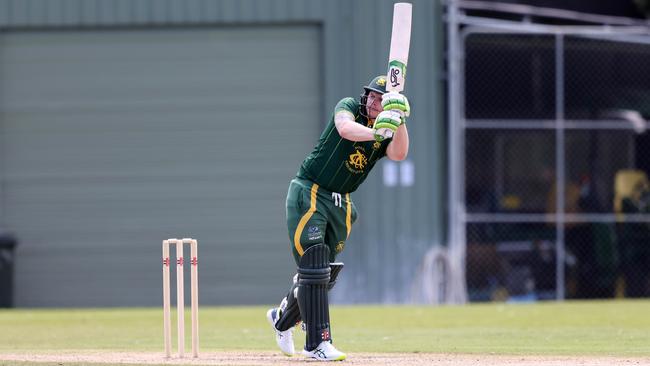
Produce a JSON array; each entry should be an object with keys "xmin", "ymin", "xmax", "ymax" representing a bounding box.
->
[{"xmin": 334, "ymin": 97, "xmax": 359, "ymax": 113}]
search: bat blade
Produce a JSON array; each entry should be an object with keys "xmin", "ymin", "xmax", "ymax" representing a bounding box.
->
[{"xmin": 387, "ymin": 3, "xmax": 412, "ymax": 93}]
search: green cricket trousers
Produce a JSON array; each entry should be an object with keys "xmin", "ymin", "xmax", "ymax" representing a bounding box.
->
[{"xmin": 286, "ymin": 178, "xmax": 358, "ymax": 264}]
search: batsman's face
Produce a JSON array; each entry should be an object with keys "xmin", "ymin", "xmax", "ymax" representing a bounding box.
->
[{"xmin": 366, "ymin": 91, "xmax": 384, "ymax": 120}]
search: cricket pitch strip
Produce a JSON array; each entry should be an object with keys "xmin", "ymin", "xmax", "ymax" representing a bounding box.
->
[{"xmin": 1, "ymin": 351, "xmax": 648, "ymax": 366}]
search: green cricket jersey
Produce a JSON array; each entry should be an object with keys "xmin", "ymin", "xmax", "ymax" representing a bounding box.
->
[{"xmin": 297, "ymin": 97, "xmax": 390, "ymax": 193}]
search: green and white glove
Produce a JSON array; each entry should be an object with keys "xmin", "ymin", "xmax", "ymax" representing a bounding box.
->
[
  {"xmin": 373, "ymin": 110, "xmax": 403, "ymax": 142},
  {"xmin": 381, "ymin": 92, "xmax": 410, "ymax": 117}
]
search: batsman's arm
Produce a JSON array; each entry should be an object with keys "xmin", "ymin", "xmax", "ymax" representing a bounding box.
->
[
  {"xmin": 334, "ymin": 111, "xmax": 376, "ymax": 142},
  {"xmin": 386, "ymin": 123, "xmax": 409, "ymax": 161}
]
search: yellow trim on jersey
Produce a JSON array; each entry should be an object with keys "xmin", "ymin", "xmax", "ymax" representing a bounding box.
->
[
  {"xmin": 294, "ymin": 183, "xmax": 319, "ymax": 256},
  {"xmin": 345, "ymin": 193, "xmax": 352, "ymax": 238}
]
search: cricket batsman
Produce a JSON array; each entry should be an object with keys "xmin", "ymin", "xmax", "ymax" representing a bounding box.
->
[{"xmin": 266, "ymin": 75, "xmax": 411, "ymax": 361}]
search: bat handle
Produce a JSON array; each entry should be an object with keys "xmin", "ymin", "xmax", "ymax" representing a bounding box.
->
[{"xmin": 376, "ymin": 128, "xmax": 394, "ymax": 139}]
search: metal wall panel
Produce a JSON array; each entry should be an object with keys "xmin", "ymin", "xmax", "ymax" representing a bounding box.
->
[
  {"xmin": 0, "ymin": 26, "xmax": 320, "ymax": 306},
  {"xmin": 327, "ymin": 0, "xmax": 446, "ymax": 304},
  {"xmin": 0, "ymin": 0, "xmax": 445, "ymax": 306}
]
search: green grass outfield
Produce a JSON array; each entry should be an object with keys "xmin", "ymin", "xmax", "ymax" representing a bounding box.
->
[{"xmin": 0, "ymin": 300, "xmax": 648, "ymax": 357}]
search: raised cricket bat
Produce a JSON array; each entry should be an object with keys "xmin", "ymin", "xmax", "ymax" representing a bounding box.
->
[
  {"xmin": 387, "ymin": 3, "xmax": 412, "ymax": 93},
  {"xmin": 380, "ymin": 2, "xmax": 412, "ymax": 139}
]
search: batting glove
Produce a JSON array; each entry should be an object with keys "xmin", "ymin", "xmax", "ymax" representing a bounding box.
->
[
  {"xmin": 381, "ymin": 92, "xmax": 410, "ymax": 117},
  {"xmin": 373, "ymin": 110, "xmax": 403, "ymax": 142}
]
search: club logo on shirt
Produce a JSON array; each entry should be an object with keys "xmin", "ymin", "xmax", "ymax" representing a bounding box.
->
[
  {"xmin": 345, "ymin": 146, "xmax": 367, "ymax": 173},
  {"xmin": 336, "ymin": 241, "xmax": 345, "ymax": 253},
  {"xmin": 373, "ymin": 141, "xmax": 382, "ymax": 151}
]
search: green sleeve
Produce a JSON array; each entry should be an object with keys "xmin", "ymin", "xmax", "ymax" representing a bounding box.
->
[{"xmin": 334, "ymin": 97, "xmax": 358, "ymax": 116}]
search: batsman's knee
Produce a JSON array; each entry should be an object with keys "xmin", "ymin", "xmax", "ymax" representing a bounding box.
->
[{"xmin": 298, "ymin": 244, "xmax": 331, "ymax": 285}]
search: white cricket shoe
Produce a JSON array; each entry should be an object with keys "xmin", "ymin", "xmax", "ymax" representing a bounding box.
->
[
  {"xmin": 302, "ymin": 341, "xmax": 347, "ymax": 361},
  {"xmin": 266, "ymin": 308, "xmax": 295, "ymax": 356}
]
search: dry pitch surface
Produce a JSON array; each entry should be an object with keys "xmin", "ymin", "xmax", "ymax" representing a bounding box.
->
[{"xmin": 1, "ymin": 352, "xmax": 649, "ymax": 366}]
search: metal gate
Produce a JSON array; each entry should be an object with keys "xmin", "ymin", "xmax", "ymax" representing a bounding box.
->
[{"xmin": 447, "ymin": 1, "xmax": 650, "ymax": 302}]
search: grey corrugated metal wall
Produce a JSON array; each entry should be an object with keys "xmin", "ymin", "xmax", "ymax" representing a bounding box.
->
[
  {"xmin": 1, "ymin": 27, "xmax": 321, "ymax": 307},
  {"xmin": 0, "ymin": 0, "xmax": 445, "ymax": 306}
]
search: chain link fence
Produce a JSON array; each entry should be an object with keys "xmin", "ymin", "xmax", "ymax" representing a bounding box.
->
[{"xmin": 461, "ymin": 31, "xmax": 650, "ymax": 302}]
